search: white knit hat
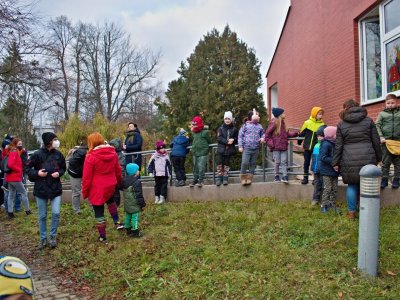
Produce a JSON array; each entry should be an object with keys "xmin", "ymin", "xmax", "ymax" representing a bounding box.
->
[{"xmin": 224, "ymin": 111, "xmax": 233, "ymax": 121}]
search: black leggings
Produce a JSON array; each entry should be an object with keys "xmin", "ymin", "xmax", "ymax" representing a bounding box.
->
[{"xmin": 303, "ymin": 150, "xmax": 312, "ymax": 176}]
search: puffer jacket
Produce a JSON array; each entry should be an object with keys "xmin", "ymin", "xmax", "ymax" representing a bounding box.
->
[
  {"xmin": 217, "ymin": 123, "xmax": 238, "ymax": 156},
  {"xmin": 170, "ymin": 135, "xmax": 190, "ymax": 157},
  {"xmin": 109, "ymin": 138, "xmax": 126, "ymax": 170},
  {"xmin": 123, "ymin": 174, "xmax": 145, "ymax": 213},
  {"xmin": 26, "ymin": 147, "xmax": 66, "ymax": 199},
  {"xmin": 265, "ymin": 119, "xmax": 298, "ymax": 151},
  {"xmin": 6, "ymin": 150, "xmax": 23, "ymax": 182},
  {"xmin": 319, "ymin": 139, "xmax": 339, "ymax": 177},
  {"xmin": 148, "ymin": 151, "xmax": 172, "ymax": 177},
  {"xmin": 332, "ymin": 106, "xmax": 382, "ymax": 184},
  {"xmin": 375, "ymin": 107, "xmax": 400, "ymax": 141},
  {"xmin": 298, "ymin": 107, "xmax": 325, "ymax": 150}
]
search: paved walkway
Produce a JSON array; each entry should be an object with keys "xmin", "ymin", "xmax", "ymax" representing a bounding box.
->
[{"xmin": 0, "ymin": 212, "xmax": 91, "ymax": 300}]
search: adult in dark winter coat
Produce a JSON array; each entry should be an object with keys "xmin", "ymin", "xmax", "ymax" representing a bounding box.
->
[
  {"xmin": 27, "ymin": 132, "xmax": 66, "ymax": 249},
  {"xmin": 332, "ymin": 99, "xmax": 382, "ymax": 219},
  {"xmin": 124, "ymin": 122, "xmax": 143, "ymax": 169},
  {"xmin": 66, "ymin": 141, "xmax": 88, "ymax": 214}
]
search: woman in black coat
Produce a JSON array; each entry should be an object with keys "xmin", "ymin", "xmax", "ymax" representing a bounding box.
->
[{"xmin": 332, "ymin": 99, "xmax": 382, "ymax": 219}]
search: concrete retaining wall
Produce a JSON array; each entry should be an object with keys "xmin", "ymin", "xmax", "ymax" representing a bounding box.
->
[{"xmin": 27, "ymin": 181, "xmax": 400, "ymax": 208}]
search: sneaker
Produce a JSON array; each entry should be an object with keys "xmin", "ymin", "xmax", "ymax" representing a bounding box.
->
[
  {"xmin": 311, "ymin": 200, "xmax": 320, "ymax": 206},
  {"xmin": 25, "ymin": 210, "xmax": 32, "ymax": 215},
  {"xmin": 195, "ymin": 181, "xmax": 203, "ymax": 187},
  {"xmin": 1, "ymin": 186, "xmax": 8, "ymax": 192},
  {"xmin": 38, "ymin": 239, "xmax": 47, "ymax": 250},
  {"xmin": 99, "ymin": 237, "xmax": 109, "ymax": 244},
  {"xmin": 320, "ymin": 205, "xmax": 329, "ymax": 213},
  {"xmin": 274, "ymin": 175, "xmax": 281, "ymax": 183},
  {"xmin": 179, "ymin": 180, "xmax": 186, "ymax": 186},
  {"xmin": 159, "ymin": 195, "xmax": 165, "ymax": 204},
  {"xmin": 175, "ymin": 180, "xmax": 180, "ymax": 187},
  {"xmin": 189, "ymin": 181, "xmax": 197, "ymax": 187},
  {"xmin": 115, "ymin": 222, "xmax": 124, "ymax": 230},
  {"xmin": 392, "ymin": 177, "xmax": 399, "ymax": 189},
  {"xmin": 126, "ymin": 228, "xmax": 133, "ymax": 237},
  {"xmin": 281, "ymin": 176, "xmax": 289, "ymax": 183},
  {"xmin": 154, "ymin": 196, "xmax": 160, "ymax": 204},
  {"xmin": 49, "ymin": 237, "xmax": 57, "ymax": 249},
  {"xmin": 381, "ymin": 178, "xmax": 388, "ymax": 189}
]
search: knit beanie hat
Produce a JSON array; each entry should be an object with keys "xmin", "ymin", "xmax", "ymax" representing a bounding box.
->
[
  {"xmin": 1, "ymin": 134, "xmax": 14, "ymax": 149},
  {"xmin": 179, "ymin": 128, "xmax": 188, "ymax": 136},
  {"xmin": 224, "ymin": 111, "xmax": 233, "ymax": 121},
  {"xmin": 272, "ymin": 107, "xmax": 284, "ymax": 118},
  {"xmin": 42, "ymin": 132, "xmax": 57, "ymax": 146},
  {"xmin": 156, "ymin": 140, "xmax": 166, "ymax": 150},
  {"xmin": 324, "ymin": 126, "xmax": 337, "ymax": 140},
  {"xmin": 316, "ymin": 125, "xmax": 327, "ymax": 137},
  {"xmin": 126, "ymin": 163, "xmax": 140, "ymax": 176},
  {"xmin": 191, "ymin": 116, "xmax": 204, "ymax": 132}
]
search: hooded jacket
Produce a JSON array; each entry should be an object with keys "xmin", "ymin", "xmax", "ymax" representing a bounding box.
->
[
  {"xmin": 375, "ymin": 107, "xmax": 400, "ymax": 141},
  {"xmin": 299, "ymin": 107, "xmax": 325, "ymax": 151},
  {"xmin": 82, "ymin": 145, "xmax": 122, "ymax": 205},
  {"xmin": 238, "ymin": 121, "xmax": 265, "ymax": 150},
  {"xmin": 6, "ymin": 149, "xmax": 23, "ymax": 182},
  {"xmin": 67, "ymin": 145, "xmax": 88, "ymax": 178},
  {"xmin": 26, "ymin": 147, "xmax": 66, "ymax": 199},
  {"xmin": 332, "ymin": 106, "xmax": 382, "ymax": 184},
  {"xmin": 122, "ymin": 174, "xmax": 146, "ymax": 213},
  {"xmin": 319, "ymin": 139, "xmax": 339, "ymax": 177},
  {"xmin": 170, "ymin": 135, "xmax": 190, "ymax": 157}
]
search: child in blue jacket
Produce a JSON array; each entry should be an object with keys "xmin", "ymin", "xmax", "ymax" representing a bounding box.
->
[
  {"xmin": 310, "ymin": 125, "xmax": 327, "ymax": 205},
  {"xmin": 170, "ymin": 128, "xmax": 190, "ymax": 187},
  {"xmin": 319, "ymin": 126, "xmax": 340, "ymax": 213}
]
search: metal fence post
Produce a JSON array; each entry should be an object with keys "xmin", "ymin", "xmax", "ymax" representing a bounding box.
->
[{"xmin": 357, "ymin": 164, "xmax": 382, "ymax": 277}]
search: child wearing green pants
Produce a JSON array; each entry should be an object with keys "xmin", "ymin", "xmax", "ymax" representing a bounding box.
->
[{"xmin": 123, "ymin": 163, "xmax": 146, "ymax": 237}]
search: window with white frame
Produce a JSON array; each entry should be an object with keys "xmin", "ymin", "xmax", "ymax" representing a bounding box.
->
[{"xmin": 360, "ymin": 0, "xmax": 400, "ymax": 103}]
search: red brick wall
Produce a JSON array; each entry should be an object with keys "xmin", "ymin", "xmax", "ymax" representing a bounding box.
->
[{"xmin": 266, "ymin": 0, "xmax": 382, "ymax": 128}]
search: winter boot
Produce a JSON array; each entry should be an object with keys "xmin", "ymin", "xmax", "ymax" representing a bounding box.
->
[
  {"xmin": 223, "ymin": 176, "xmax": 229, "ymax": 185},
  {"xmin": 380, "ymin": 178, "xmax": 388, "ymax": 189},
  {"xmin": 216, "ymin": 176, "xmax": 223, "ymax": 186},
  {"xmin": 240, "ymin": 174, "xmax": 247, "ymax": 185},
  {"xmin": 246, "ymin": 174, "xmax": 253, "ymax": 185},
  {"xmin": 392, "ymin": 177, "xmax": 399, "ymax": 189}
]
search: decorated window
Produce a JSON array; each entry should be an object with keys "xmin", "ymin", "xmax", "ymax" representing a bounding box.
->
[{"xmin": 360, "ymin": 0, "xmax": 400, "ymax": 103}]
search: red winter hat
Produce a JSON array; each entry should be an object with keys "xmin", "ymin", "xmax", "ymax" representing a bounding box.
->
[{"xmin": 192, "ymin": 116, "xmax": 203, "ymax": 126}]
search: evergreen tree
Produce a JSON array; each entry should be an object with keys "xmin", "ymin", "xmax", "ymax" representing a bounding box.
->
[{"xmin": 161, "ymin": 25, "xmax": 266, "ymax": 137}]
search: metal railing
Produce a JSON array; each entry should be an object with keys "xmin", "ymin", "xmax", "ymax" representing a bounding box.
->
[{"xmin": 124, "ymin": 137, "xmax": 305, "ymax": 184}]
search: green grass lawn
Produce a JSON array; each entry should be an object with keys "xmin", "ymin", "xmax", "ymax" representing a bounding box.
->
[{"xmin": 14, "ymin": 198, "xmax": 400, "ymax": 299}]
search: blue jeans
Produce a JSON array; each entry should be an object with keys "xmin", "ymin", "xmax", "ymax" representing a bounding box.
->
[
  {"xmin": 36, "ymin": 196, "xmax": 62, "ymax": 241},
  {"xmin": 346, "ymin": 184, "xmax": 359, "ymax": 212},
  {"xmin": 240, "ymin": 148, "xmax": 259, "ymax": 174}
]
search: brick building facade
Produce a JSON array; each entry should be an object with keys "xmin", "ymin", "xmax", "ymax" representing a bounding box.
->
[{"xmin": 266, "ymin": 0, "xmax": 400, "ymax": 128}]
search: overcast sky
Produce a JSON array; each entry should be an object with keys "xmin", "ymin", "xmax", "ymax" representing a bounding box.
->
[{"xmin": 35, "ymin": 0, "xmax": 290, "ymax": 102}]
